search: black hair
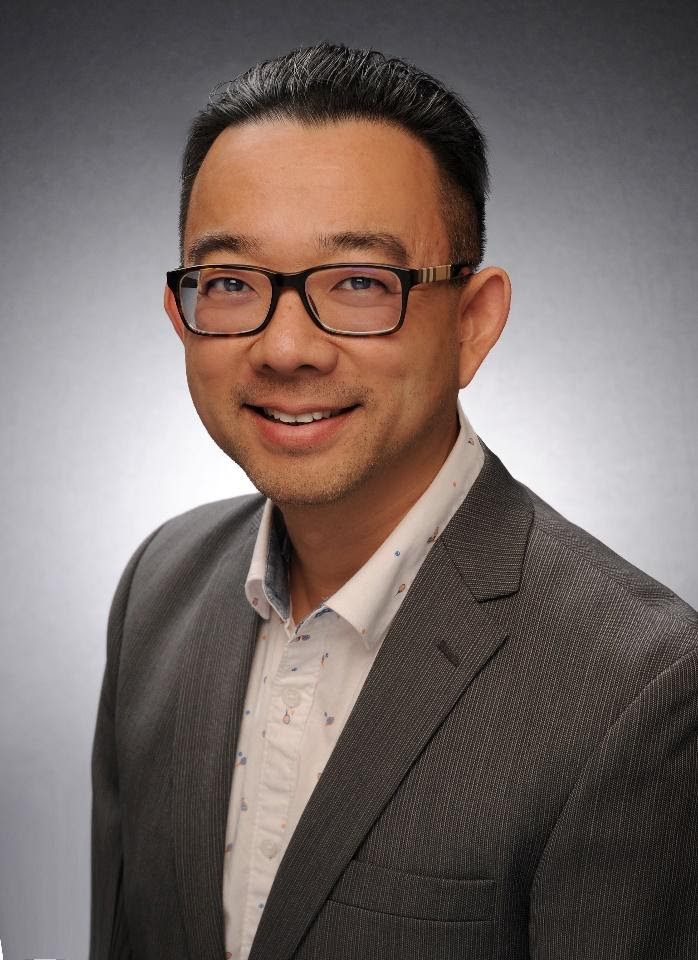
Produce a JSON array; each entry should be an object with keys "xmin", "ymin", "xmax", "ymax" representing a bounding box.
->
[{"xmin": 179, "ymin": 42, "xmax": 489, "ymax": 264}]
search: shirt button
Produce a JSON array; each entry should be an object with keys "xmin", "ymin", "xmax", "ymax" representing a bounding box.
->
[
  {"xmin": 260, "ymin": 838, "xmax": 279, "ymax": 859},
  {"xmin": 282, "ymin": 687, "xmax": 301, "ymax": 708}
]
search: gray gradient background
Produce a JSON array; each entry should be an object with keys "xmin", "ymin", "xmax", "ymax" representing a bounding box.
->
[{"xmin": 1, "ymin": 0, "xmax": 696, "ymax": 956}]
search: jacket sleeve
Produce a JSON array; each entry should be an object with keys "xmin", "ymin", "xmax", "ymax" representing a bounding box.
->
[
  {"xmin": 89, "ymin": 529, "xmax": 161, "ymax": 960},
  {"xmin": 529, "ymin": 644, "xmax": 698, "ymax": 959}
]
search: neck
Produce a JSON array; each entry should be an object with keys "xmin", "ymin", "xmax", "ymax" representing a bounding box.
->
[{"xmin": 281, "ymin": 420, "xmax": 459, "ymax": 624}]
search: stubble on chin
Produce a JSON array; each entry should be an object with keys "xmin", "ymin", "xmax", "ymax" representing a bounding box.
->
[
  {"xmin": 212, "ymin": 381, "xmax": 379, "ymax": 506},
  {"xmin": 220, "ymin": 427, "xmax": 385, "ymax": 507}
]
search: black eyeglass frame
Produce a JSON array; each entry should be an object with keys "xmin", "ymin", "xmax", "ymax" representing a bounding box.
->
[{"xmin": 166, "ymin": 261, "xmax": 476, "ymax": 337}]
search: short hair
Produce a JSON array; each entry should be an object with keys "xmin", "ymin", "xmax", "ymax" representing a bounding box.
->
[{"xmin": 179, "ymin": 42, "xmax": 490, "ymax": 265}]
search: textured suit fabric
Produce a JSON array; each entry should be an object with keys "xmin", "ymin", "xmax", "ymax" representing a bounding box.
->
[{"xmin": 90, "ymin": 445, "xmax": 698, "ymax": 959}]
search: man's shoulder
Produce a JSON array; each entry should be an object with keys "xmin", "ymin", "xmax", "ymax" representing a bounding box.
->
[
  {"xmin": 524, "ymin": 484, "xmax": 697, "ymax": 633},
  {"xmin": 449, "ymin": 443, "xmax": 696, "ymax": 642},
  {"xmin": 441, "ymin": 462, "xmax": 696, "ymax": 732},
  {"xmin": 446, "ymin": 443, "xmax": 697, "ymax": 702},
  {"xmin": 152, "ymin": 492, "xmax": 265, "ymax": 549},
  {"xmin": 498, "ymin": 483, "xmax": 698, "ymax": 706},
  {"xmin": 122, "ymin": 492, "xmax": 266, "ymax": 592}
]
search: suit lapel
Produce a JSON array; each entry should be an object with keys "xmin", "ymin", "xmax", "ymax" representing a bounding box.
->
[
  {"xmin": 249, "ymin": 446, "xmax": 533, "ymax": 960},
  {"xmin": 172, "ymin": 507, "xmax": 262, "ymax": 960}
]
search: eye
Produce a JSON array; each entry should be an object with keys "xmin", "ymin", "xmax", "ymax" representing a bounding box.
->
[
  {"xmin": 205, "ymin": 275, "xmax": 251, "ymax": 294},
  {"xmin": 336, "ymin": 274, "xmax": 389, "ymax": 292}
]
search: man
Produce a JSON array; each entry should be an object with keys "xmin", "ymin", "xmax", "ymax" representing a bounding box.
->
[{"xmin": 90, "ymin": 43, "xmax": 697, "ymax": 960}]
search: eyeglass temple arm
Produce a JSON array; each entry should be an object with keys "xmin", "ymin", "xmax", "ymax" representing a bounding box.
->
[{"xmin": 412, "ymin": 264, "xmax": 474, "ymax": 283}]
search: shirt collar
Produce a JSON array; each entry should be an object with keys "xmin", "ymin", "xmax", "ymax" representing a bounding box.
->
[
  {"xmin": 244, "ymin": 402, "xmax": 483, "ymax": 647},
  {"xmin": 245, "ymin": 501, "xmax": 290, "ymax": 621}
]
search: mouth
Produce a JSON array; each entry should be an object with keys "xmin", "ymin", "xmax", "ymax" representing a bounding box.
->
[{"xmin": 247, "ymin": 405, "xmax": 358, "ymax": 425}]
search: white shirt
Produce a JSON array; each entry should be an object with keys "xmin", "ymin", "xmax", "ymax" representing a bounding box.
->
[{"xmin": 222, "ymin": 404, "xmax": 484, "ymax": 960}]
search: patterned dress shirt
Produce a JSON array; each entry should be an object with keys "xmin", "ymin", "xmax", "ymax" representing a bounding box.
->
[{"xmin": 222, "ymin": 404, "xmax": 484, "ymax": 959}]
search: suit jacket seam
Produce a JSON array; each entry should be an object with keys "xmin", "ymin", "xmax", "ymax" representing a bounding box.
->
[{"xmin": 437, "ymin": 536, "xmax": 488, "ymax": 603}]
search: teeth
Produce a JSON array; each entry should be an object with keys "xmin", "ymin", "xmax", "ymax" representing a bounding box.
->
[{"xmin": 263, "ymin": 408, "xmax": 336, "ymax": 424}]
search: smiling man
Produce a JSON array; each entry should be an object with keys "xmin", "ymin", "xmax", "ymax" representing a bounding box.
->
[{"xmin": 91, "ymin": 44, "xmax": 697, "ymax": 960}]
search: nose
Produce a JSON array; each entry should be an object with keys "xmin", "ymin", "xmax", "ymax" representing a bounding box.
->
[{"xmin": 247, "ymin": 288, "xmax": 339, "ymax": 377}]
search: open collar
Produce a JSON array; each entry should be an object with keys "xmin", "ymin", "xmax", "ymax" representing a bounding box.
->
[{"xmin": 244, "ymin": 403, "xmax": 484, "ymax": 649}]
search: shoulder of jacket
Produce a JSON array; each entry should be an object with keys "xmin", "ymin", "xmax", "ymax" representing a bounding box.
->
[
  {"xmin": 521, "ymin": 484, "xmax": 698, "ymax": 641},
  {"xmin": 152, "ymin": 493, "xmax": 265, "ymax": 543},
  {"xmin": 124, "ymin": 493, "xmax": 265, "ymax": 589}
]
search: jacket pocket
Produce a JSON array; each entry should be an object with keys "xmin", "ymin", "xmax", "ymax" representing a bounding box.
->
[{"xmin": 329, "ymin": 859, "xmax": 495, "ymax": 922}]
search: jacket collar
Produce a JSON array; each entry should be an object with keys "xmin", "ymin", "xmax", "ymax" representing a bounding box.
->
[{"xmin": 439, "ymin": 441, "xmax": 533, "ymax": 601}]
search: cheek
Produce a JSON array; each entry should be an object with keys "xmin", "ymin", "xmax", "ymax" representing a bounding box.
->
[
  {"xmin": 184, "ymin": 342, "xmax": 240, "ymax": 397},
  {"xmin": 392, "ymin": 322, "xmax": 460, "ymax": 396},
  {"xmin": 361, "ymin": 342, "xmax": 458, "ymax": 434}
]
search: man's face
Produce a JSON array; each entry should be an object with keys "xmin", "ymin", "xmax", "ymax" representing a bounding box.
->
[{"xmin": 168, "ymin": 119, "xmax": 475, "ymax": 509}]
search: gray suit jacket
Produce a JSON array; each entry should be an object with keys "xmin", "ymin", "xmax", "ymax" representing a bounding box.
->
[{"xmin": 91, "ymin": 445, "xmax": 698, "ymax": 959}]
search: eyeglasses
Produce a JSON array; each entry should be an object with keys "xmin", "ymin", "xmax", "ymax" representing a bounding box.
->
[{"xmin": 166, "ymin": 261, "xmax": 475, "ymax": 337}]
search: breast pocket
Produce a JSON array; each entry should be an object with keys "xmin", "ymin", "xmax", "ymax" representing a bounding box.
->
[{"xmin": 296, "ymin": 860, "xmax": 496, "ymax": 960}]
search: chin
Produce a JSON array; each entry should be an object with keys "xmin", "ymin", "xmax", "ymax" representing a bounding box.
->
[
  {"xmin": 240, "ymin": 454, "xmax": 381, "ymax": 508},
  {"xmin": 218, "ymin": 432, "xmax": 388, "ymax": 508},
  {"xmin": 249, "ymin": 473, "xmax": 359, "ymax": 507}
]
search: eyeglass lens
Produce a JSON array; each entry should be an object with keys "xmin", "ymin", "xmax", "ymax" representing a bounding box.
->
[{"xmin": 178, "ymin": 266, "xmax": 404, "ymax": 335}]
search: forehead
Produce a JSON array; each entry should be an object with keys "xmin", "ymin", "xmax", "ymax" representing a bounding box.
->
[{"xmin": 184, "ymin": 119, "xmax": 450, "ymax": 264}]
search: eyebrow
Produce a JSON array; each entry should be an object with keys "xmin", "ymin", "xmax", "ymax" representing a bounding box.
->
[
  {"xmin": 185, "ymin": 232, "xmax": 261, "ymax": 264},
  {"xmin": 185, "ymin": 229, "xmax": 411, "ymax": 267},
  {"xmin": 316, "ymin": 231, "xmax": 411, "ymax": 266}
]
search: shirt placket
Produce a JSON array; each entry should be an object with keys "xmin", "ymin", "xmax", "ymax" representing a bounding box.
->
[{"xmin": 240, "ymin": 619, "xmax": 322, "ymax": 956}]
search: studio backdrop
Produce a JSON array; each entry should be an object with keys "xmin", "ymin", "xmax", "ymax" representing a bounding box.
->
[{"xmin": 1, "ymin": 1, "xmax": 696, "ymax": 957}]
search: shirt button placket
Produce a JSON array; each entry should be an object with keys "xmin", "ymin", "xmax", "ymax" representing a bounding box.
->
[{"xmin": 246, "ymin": 626, "xmax": 321, "ymax": 937}]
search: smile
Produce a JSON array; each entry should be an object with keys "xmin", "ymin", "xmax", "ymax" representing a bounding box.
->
[
  {"xmin": 262, "ymin": 408, "xmax": 339, "ymax": 424},
  {"xmin": 249, "ymin": 405, "xmax": 357, "ymax": 425}
]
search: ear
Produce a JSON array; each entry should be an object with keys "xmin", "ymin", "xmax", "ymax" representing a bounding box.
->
[
  {"xmin": 456, "ymin": 267, "xmax": 511, "ymax": 388},
  {"xmin": 164, "ymin": 284, "xmax": 186, "ymax": 343}
]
